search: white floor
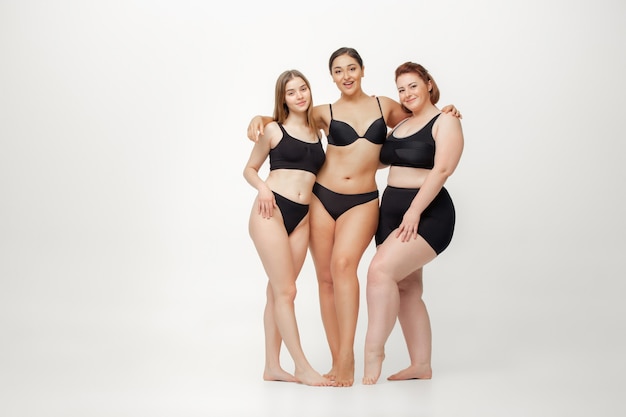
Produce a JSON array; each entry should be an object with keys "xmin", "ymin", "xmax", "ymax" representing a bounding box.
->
[{"xmin": 1, "ymin": 239, "xmax": 624, "ymax": 417}]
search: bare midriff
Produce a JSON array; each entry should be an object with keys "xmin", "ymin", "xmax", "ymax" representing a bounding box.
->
[
  {"xmin": 316, "ymin": 140, "xmax": 381, "ymax": 194},
  {"xmin": 265, "ymin": 169, "xmax": 317, "ymax": 204},
  {"xmin": 386, "ymin": 166, "xmax": 431, "ymax": 189}
]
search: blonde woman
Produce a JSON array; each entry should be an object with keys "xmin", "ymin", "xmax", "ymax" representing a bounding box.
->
[{"xmin": 244, "ymin": 70, "xmax": 331, "ymax": 386}]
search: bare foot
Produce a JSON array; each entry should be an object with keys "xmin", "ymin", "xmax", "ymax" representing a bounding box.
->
[
  {"xmin": 387, "ymin": 364, "xmax": 432, "ymax": 381},
  {"xmin": 362, "ymin": 350, "xmax": 385, "ymax": 385},
  {"xmin": 333, "ymin": 355, "xmax": 355, "ymax": 387},
  {"xmin": 323, "ymin": 366, "xmax": 336, "ymax": 381},
  {"xmin": 263, "ymin": 367, "xmax": 298, "ymax": 383},
  {"xmin": 295, "ymin": 368, "xmax": 335, "ymax": 387}
]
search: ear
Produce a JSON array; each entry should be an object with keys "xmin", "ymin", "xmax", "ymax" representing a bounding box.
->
[{"xmin": 428, "ymin": 80, "xmax": 432, "ymax": 92}]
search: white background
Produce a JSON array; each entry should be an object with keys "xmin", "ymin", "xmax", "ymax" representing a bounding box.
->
[{"xmin": 1, "ymin": 0, "xmax": 625, "ymax": 416}]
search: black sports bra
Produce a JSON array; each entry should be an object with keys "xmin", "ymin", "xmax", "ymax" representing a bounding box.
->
[
  {"xmin": 269, "ymin": 124, "xmax": 326, "ymax": 174},
  {"xmin": 379, "ymin": 113, "xmax": 441, "ymax": 169},
  {"xmin": 327, "ymin": 97, "xmax": 387, "ymax": 146}
]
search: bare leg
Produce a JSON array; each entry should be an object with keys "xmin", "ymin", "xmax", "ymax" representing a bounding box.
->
[
  {"xmin": 329, "ymin": 201, "xmax": 379, "ymax": 387},
  {"xmin": 362, "ymin": 234, "xmax": 436, "ymax": 385},
  {"xmin": 387, "ymin": 268, "xmax": 433, "ymax": 381},
  {"xmin": 263, "ymin": 282, "xmax": 297, "ymax": 382},
  {"xmin": 362, "ymin": 247, "xmax": 400, "ymax": 385},
  {"xmin": 309, "ymin": 199, "xmax": 340, "ymax": 380},
  {"xmin": 250, "ymin": 208, "xmax": 331, "ymax": 386}
]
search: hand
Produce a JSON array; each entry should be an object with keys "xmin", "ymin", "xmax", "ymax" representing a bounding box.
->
[
  {"xmin": 247, "ymin": 116, "xmax": 265, "ymax": 142},
  {"xmin": 395, "ymin": 207, "xmax": 421, "ymax": 243},
  {"xmin": 257, "ymin": 186, "xmax": 276, "ymax": 219},
  {"xmin": 441, "ymin": 104, "xmax": 462, "ymax": 119}
]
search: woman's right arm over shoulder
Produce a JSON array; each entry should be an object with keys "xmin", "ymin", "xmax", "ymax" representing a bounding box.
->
[
  {"xmin": 247, "ymin": 115, "xmax": 274, "ymax": 142},
  {"xmin": 243, "ymin": 122, "xmax": 279, "ymax": 218}
]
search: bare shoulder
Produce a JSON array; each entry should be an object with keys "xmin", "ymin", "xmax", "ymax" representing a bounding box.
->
[
  {"xmin": 437, "ymin": 112, "xmax": 462, "ymax": 128},
  {"xmin": 313, "ymin": 103, "xmax": 331, "ymax": 127},
  {"xmin": 376, "ymin": 95, "xmax": 400, "ymax": 111},
  {"xmin": 434, "ymin": 112, "xmax": 464, "ymax": 141},
  {"xmin": 258, "ymin": 121, "xmax": 282, "ymax": 145},
  {"xmin": 377, "ymin": 95, "xmax": 408, "ymax": 128}
]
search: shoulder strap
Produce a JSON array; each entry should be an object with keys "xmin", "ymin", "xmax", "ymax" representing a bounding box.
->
[{"xmin": 375, "ymin": 96, "xmax": 383, "ymax": 116}]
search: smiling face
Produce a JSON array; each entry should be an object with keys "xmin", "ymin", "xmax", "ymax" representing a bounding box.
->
[
  {"xmin": 283, "ymin": 76, "xmax": 311, "ymax": 114},
  {"xmin": 330, "ymin": 54, "xmax": 364, "ymax": 96},
  {"xmin": 396, "ymin": 72, "xmax": 432, "ymax": 114}
]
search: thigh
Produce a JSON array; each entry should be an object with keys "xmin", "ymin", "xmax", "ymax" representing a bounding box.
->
[
  {"xmin": 332, "ymin": 198, "xmax": 379, "ymax": 265},
  {"xmin": 371, "ymin": 234, "xmax": 437, "ymax": 284},
  {"xmin": 249, "ymin": 205, "xmax": 296, "ymax": 280},
  {"xmin": 288, "ymin": 216, "xmax": 310, "ymax": 277},
  {"xmin": 308, "ymin": 196, "xmax": 335, "ymax": 275}
]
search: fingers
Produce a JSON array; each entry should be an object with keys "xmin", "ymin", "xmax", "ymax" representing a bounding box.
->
[
  {"xmin": 246, "ymin": 125, "xmax": 262, "ymax": 142},
  {"xmin": 395, "ymin": 224, "xmax": 419, "ymax": 242},
  {"xmin": 257, "ymin": 198, "xmax": 277, "ymax": 219},
  {"xmin": 247, "ymin": 125, "xmax": 257, "ymax": 142},
  {"xmin": 258, "ymin": 123, "xmax": 264, "ymax": 137}
]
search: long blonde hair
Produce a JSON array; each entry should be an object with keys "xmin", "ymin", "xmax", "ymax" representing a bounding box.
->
[{"xmin": 272, "ymin": 70, "xmax": 318, "ymax": 133}]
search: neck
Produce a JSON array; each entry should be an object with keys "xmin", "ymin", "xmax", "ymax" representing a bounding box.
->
[
  {"xmin": 339, "ymin": 90, "xmax": 369, "ymax": 102},
  {"xmin": 285, "ymin": 111, "xmax": 308, "ymax": 127},
  {"xmin": 411, "ymin": 104, "xmax": 438, "ymax": 118}
]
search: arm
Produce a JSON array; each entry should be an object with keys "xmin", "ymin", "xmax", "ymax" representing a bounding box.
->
[
  {"xmin": 247, "ymin": 115, "xmax": 274, "ymax": 142},
  {"xmin": 440, "ymin": 104, "xmax": 463, "ymax": 119},
  {"xmin": 379, "ymin": 96, "xmax": 411, "ymax": 129},
  {"xmin": 396, "ymin": 114, "xmax": 464, "ymax": 242},
  {"xmin": 243, "ymin": 122, "xmax": 280, "ymax": 218},
  {"xmin": 381, "ymin": 96, "xmax": 463, "ymax": 129}
]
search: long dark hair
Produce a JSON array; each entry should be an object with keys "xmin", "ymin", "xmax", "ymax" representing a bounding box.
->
[{"xmin": 328, "ymin": 47, "xmax": 364, "ymax": 72}]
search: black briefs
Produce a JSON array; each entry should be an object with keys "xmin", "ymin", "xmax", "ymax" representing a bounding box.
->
[
  {"xmin": 312, "ymin": 182, "xmax": 379, "ymax": 221},
  {"xmin": 273, "ymin": 192, "xmax": 309, "ymax": 235},
  {"xmin": 375, "ymin": 186, "xmax": 455, "ymax": 254}
]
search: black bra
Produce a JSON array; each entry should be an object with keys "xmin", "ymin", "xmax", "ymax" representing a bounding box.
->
[
  {"xmin": 327, "ymin": 97, "xmax": 386, "ymax": 146},
  {"xmin": 269, "ymin": 124, "xmax": 326, "ymax": 174},
  {"xmin": 379, "ymin": 113, "xmax": 441, "ymax": 169}
]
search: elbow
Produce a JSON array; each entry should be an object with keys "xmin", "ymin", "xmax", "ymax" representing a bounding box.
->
[
  {"xmin": 434, "ymin": 166, "xmax": 455, "ymax": 179},
  {"xmin": 243, "ymin": 166, "xmax": 253, "ymax": 181}
]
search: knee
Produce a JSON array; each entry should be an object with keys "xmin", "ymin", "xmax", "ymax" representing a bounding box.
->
[
  {"xmin": 330, "ymin": 256, "xmax": 356, "ymax": 278},
  {"xmin": 316, "ymin": 270, "xmax": 333, "ymax": 289},
  {"xmin": 274, "ymin": 284, "xmax": 297, "ymax": 304},
  {"xmin": 367, "ymin": 257, "xmax": 392, "ymax": 287},
  {"xmin": 398, "ymin": 277, "xmax": 423, "ymax": 298}
]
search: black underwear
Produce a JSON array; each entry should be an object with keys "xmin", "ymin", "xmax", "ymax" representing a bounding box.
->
[
  {"xmin": 273, "ymin": 192, "xmax": 309, "ymax": 235},
  {"xmin": 312, "ymin": 182, "xmax": 379, "ymax": 220},
  {"xmin": 375, "ymin": 186, "xmax": 455, "ymax": 254}
]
